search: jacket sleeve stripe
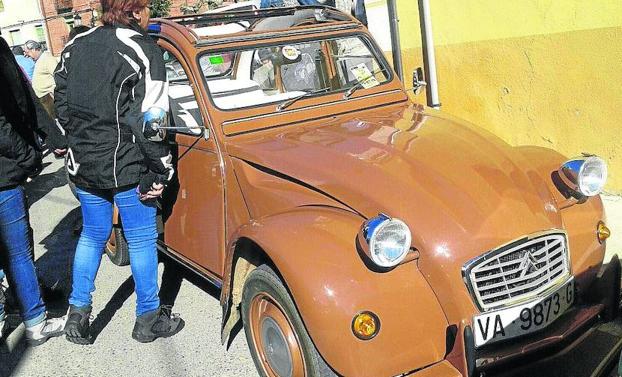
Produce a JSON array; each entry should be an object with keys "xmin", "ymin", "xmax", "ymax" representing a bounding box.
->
[{"xmin": 115, "ymin": 28, "xmax": 169, "ymax": 112}]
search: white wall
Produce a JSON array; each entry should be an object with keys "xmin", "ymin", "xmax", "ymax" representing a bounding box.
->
[{"xmin": 0, "ymin": 0, "xmax": 46, "ymax": 46}]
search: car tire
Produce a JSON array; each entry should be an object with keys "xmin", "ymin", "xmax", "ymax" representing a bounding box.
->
[
  {"xmin": 241, "ymin": 265, "xmax": 337, "ymax": 377},
  {"xmin": 105, "ymin": 226, "xmax": 130, "ymax": 266}
]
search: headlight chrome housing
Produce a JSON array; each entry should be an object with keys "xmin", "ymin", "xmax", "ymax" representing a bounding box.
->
[
  {"xmin": 559, "ymin": 155, "xmax": 607, "ymax": 197},
  {"xmin": 358, "ymin": 214, "xmax": 412, "ymax": 268}
]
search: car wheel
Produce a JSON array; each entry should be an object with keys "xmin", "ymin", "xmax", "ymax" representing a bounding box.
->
[
  {"xmin": 241, "ymin": 265, "xmax": 337, "ymax": 377},
  {"xmin": 105, "ymin": 226, "xmax": 130, "ymax": 266}
]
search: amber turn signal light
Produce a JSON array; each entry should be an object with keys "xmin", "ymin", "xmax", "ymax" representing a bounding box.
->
[
  {"xmin": 352, "ymin": 311, "xmax": 380, "ymax": 340},
  {"xmin": 597, "ymin": 221, "xmax": 610, "ymax": 244}
]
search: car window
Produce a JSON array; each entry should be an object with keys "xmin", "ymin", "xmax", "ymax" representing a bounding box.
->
[
  {"xmin": 330, "ymin": 37, "xmax": 382, "ymax": 87},
  {"xmin": 198, "ymin": 35, "xmax": 390, "ymax": 111},
  {"xmin": 200, "ymin": 52, "xmax": 234, "ymax": 78},
  {"xmin": 163, "ymin": 50, "xmax": 204, "ymax": 136},
  {"xmin": 164, "ymin": 51, "xmax": 188, "ymax": 82}
]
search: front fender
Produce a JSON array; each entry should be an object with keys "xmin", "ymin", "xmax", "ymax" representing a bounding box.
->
[
  {"xmin": 233, "ymin": 206, "xmax": 448, "ymax": 377},
  {"xmin": 517, "ymin": 146, "xmax": 606, "ymax": 292}
]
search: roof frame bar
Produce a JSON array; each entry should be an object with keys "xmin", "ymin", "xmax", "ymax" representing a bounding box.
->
[
  {"xmin": 165, "ymin": 6, "xmax": 349, "ymax": 26},
  {"xmin": 195, "ymin": 22, "xmax": 360, "ymax": 47}
]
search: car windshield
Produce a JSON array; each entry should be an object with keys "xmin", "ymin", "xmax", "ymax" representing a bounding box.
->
[{"xmin": 197, "ymin": 35, "xmax": 390, "ymax": 110}]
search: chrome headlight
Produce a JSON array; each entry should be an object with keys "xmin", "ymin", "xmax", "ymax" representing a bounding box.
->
[
  {"xmin": 359, "ymin": 214, "xmax": 412, "ymax": 268},
  {"xmin": 559, "ymin": 155, "xmax": 607, "ymax": 197}
]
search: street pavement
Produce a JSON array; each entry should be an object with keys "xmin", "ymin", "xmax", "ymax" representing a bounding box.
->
[
  {"xmin": 1, "ymin": 153, "xmax": 621, "ymax": 377},
  {"xmin": 0, "ymin": 154, "xmax": 257, "ymax": 377}
]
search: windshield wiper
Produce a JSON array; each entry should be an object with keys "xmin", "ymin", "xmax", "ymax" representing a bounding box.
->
[
  {"xmin": 276, "ymin": 87, "xmax": 331, "ymax": 112},
  {"xmin": 343, "ymin": 67, "xmax": 387, "ymax": 100}
]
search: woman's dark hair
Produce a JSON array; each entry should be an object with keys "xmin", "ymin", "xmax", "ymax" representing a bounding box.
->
[{"xmin": 100, "ymin": 0, "xmax": 148, "ymax": 26}]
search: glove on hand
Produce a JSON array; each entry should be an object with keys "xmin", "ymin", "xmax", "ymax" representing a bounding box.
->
[{"xmin": 138, "ymin": 171, "xmax": 167, "ymax": 195}]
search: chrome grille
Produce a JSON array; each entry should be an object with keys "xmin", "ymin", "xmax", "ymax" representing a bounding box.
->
[{"xmin": 465, "ymin": 232, "xmax": 570, "ymax": 311}]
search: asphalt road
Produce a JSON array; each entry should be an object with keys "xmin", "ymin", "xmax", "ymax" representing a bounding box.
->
[
  {"xmin": 0, "ymin": 154, "xmax": 257, "ymax": 377},
  {"xmin": 1, "ymin": 153, "xmax": 621, "ymax": 377}
]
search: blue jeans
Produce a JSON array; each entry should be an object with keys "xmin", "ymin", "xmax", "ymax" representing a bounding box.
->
[
  {"xmin": 0, "ymin": 186, "xmax": 45, "ymax": 327},
  {"xmin": 70, "ymin": 186, "xmax": 160, "ymax": 316}
]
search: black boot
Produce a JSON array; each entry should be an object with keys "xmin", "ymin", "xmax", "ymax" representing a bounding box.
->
[
  {"xmin": 132, "ymin": 306, "xmax": 184, "ymax": 343},
  {"xmin": 65, "ymin": 305, "xmax": 91, "ymax": 345}
]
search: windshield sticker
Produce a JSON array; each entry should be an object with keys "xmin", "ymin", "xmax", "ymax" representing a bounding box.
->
[
  {"xmin": 208, "ymin": 55, "xmax": 225, "ymax": 65},
  {"xmin": 350, "ymin": 64, "xmax": 380, "ymax": 89},
  {"xmin": 281, "ymin": 45, "xmax": 301, "ymax": 61}
]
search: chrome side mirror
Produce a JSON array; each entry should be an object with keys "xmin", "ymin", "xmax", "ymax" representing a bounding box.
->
[
  {"xmin": 143, "ymin": 107, "xmax": 211, "ymax": 141},
  {"xmin": 412, "ymin": 67, "xmax": 427, "ymax": 95},
  {"xmin": 142, "ymin": 107, "xmax": 168, "ymax": 142}
]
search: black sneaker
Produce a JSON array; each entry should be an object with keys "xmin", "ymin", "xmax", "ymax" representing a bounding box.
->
[
  {"xmin": 64, "ymin": 305, "xmax": 91, "ymax": 345},
  {"xmin": 132, "ymin": 306, "xmax": 184, "ymax": 343}
]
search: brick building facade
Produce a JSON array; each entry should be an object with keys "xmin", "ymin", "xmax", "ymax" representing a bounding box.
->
[
  {"xmin": 41, "ymin": 0, "xmax": 202, "ymax": 55},
  {"xmin": 40, "ymin": 0, "xmax": 96, "ymax": 55},
  {"xmin": 170, "ymin": 0, "xmax": 189, "ymax": 16}
]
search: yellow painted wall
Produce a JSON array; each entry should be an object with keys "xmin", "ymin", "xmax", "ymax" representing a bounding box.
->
[{"xmin": 386, "ymin": 0, "xmax": 622, "ymax": 193}]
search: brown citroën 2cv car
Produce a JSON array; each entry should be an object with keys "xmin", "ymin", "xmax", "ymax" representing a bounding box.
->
[{"xmin": 100, "ymin": 6, "xmax": 619, "ymax": 377}]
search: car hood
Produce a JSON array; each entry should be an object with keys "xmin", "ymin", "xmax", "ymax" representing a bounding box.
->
[{"xmin": 227, "ymin": 103, "xmax": 564, "ymax": 319}]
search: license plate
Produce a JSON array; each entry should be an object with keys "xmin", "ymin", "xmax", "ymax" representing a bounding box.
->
[{"xmin": 473, "ymin": 277, "xmax": 574, "ymax": 348}]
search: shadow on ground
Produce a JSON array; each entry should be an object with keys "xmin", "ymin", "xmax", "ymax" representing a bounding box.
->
[
  {"xmin": 157, "ymin": 255, "xmax": 240, "ymax": 343},
  {"xmin": 89, "ymin": 276, "xmax": 135, "ymax": 343},
  {"xmin": 1, "ymin": 167, "xmax": 233, "ymax": 375},
  {"xmin": 36, "ymin": 207, "xmax": 81, "ymax": 316},
  {"xmin": 159, "ymin": 254, "xmax": 219, "ymax": 307},
  {"xmin": 0, "ymin": 326, "xmax": 29, "ymax": 377},
  {"xmin": 24, "ymin": 164, "xmax": 68, "ymax": 209}
]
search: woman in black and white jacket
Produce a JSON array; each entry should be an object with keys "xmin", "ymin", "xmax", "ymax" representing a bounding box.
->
[{"xmin": 54, "ymin": 0, "xmax": 184, "ymax": 345}]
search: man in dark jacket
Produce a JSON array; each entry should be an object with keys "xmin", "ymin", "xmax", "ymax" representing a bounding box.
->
[{"xmin": 0, "ymin": 35, "xmax": 65, "ymax": 344}]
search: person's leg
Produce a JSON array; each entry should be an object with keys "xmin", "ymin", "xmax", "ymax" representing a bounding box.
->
[
  {"xmin": 69, "ymin": 188, "xmax": 113, "ymax": 308},
  {"xmin": 114, "ymin": 187, "xmax": 159, "ymax": 316},
  {"xmin": 114, "ymin": 186, "xmax": 183, "ymax": 342},
  {"xmin": 0, "ymin": 187, "xmax": 45, "ymax": 326},
  {"xmin": 38, "ymin": 93, "xmax": 56, "ymax": 119},
  {"xmin": 65, "ymin": 187, "xmax": 112, "ymax": 344},
  {"xmin": 0, "ymin": 186, "xmax": 64, "ymax": 345}
]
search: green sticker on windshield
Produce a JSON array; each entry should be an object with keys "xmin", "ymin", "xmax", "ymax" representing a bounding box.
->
[{"xmin": 208, "ymin": 55, "xmax": 224, "ymax": 64}]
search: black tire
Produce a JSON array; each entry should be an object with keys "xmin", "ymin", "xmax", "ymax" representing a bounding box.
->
[
  {"xmin": 241, "ymin": 265, "xmax": 337, "ymax": 377},
  {"xmin": 105, "ymin": 226, "xmax": 130, "ymax": 266}
]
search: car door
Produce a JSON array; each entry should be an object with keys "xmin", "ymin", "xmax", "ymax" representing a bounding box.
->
[{"xmin": 158, "ymin": 41, "xmax": 225, "ymax": 278}]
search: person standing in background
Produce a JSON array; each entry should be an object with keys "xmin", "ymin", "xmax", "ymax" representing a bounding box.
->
[
  {"xmin": 23, "ymin": 40, "xmax": 58, "ymax": 118},
  {"xmin": 0, "ymin": 33, "xmax": 66, "ymax": 346},
  {"xmin": 12, "ymin": 46, "xmax": 35, "ymax": 81}
]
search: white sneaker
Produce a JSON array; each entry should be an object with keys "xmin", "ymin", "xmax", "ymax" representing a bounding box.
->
[{"xmin": 25, "ymin": 316, "xmax": 66, "ymax": 346}]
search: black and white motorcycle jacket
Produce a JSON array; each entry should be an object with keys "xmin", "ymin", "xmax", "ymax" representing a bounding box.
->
[{"xmin": 54, "ymin": 22, "xmax": 173, "ymax": 190}]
